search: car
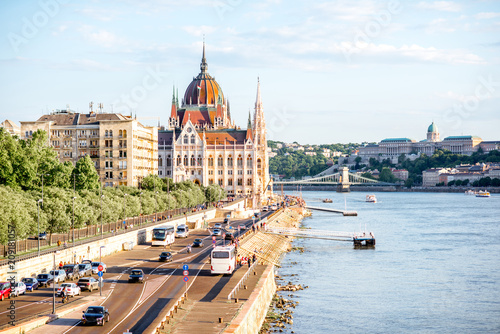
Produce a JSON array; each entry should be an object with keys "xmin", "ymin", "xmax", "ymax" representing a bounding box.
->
[
  {"xmin": 50, "ymin": 269, "xmax": 66, "ymax": 283},
  {"xmin": 224, "ymin": 231, "xmax": 234, "ymax": 241},
  {"xmin": 11, "ymin": 282, "xmax": 26, "ymax": 297},
  {"xmin": 128, "ymin": 269, "xmax": 144, "ymax": 283},
  {"xmin": 238, "ymin": 223, "xmax": 247, "ymax": 230},
  {"xmin": 91, "ymin": 262, "xmax": 107, "ymax": 274},
  {"xmin": 262, "ymin": 206, "xmax": 269, "ymax": 212},
  {"xmin": 176, "ymin": 224, "xmax": 189, "ymax": 238},
  {"xmin": 82, "ymin": 259, "xmax": 92, "ymax": 264},
  {"xmin": 78, "ymin": 263, "xmax": 93, "ymax": 277},
  {"xmin": 21, "ymin": 277, "xmax": 39, "ymax": 292},
  {"xmin": 56, "ymin": 282, "xmax": 81, "ymax": 297},
  {"xmin": 159, "ymin": 252, "xmax": 173, "ymax": 262},
  {"xmin": 36, "ymin": 232, "xmax": 47, "ymax": 240},
  {"xmin": 223, "ymin": 217, "xmax": 231, "ymax": 225},
  {"xmin": 192, "ymin": 238, "xmax": 203, "ymax": 247},
  {"xmin": 63, "ymin": 264, "xmax": 81, "ymax": 280},
  {"xmin": 0, "ymin": 282, "xmax": 11, "ymax": 301},
  {"xmin": 36, "ymin": 274, "xmax": 54, "ymax": 287},
  {"xmin": 212, "ymin": 228, "xmax": 222, "ymax": 236},
  {"xmin": 77, "ymin": 277, "xmax": 99, "ymax": 292},
  {"xmin": 81, "ymin": 306, "xmax": 110, "ymax": 326},
  {"xmin": 271, "ymin": 204, "xmax": 278, "ymax": 211},
  {"xmin": 214, "ymin": 223, "xmax": 222, "ymax": 229}
]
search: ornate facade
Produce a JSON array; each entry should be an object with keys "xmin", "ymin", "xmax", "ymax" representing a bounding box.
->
[{"xmin": 158, "ymin": 44, "xmax": 270, "ymax": 204}]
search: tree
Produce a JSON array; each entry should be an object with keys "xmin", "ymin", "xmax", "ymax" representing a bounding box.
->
[
  {"xmin": 73, "ymin": 156, "xmax": 100, "ymax": 191},
  {"xmin": 354, "ymin": 156, "xmax": 362, "ymax": 170},
  {"xmin": 404, "ymin": 178, "xmax": 414, "ymax": 188},
  {"xmin": 378, "ymin": 168, "xmax": 397, "ymax": 183},
  {"xmin": 448, "ymin": 180, "xmax": 455, "ymax": 186}
]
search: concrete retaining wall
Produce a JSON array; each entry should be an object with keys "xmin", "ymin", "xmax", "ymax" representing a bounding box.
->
[{"xmin": 223, "ymin": 265, "xmax": 276, "ymax": 334}]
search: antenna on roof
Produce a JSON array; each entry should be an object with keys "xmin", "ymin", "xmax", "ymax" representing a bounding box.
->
[
  {"xmin": 98, "ymin": 103, "xmax": 103, "ymax": 113},
  {"xmin": 89, "ymin": 101, "xmax": 93, "ymax": 113}
]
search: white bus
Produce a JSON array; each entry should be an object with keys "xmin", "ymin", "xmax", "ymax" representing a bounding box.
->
[
  {"xmin": 152, "ymin": 226, "xmax": 175, "ymax": 246},
  {"xmin": 211, "ymin": 245, "xmax": 237, "ymax": 275}
]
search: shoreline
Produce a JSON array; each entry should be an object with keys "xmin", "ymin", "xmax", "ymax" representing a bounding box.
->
[{"xmin": 275, "ymin": 185, "xmax": 500, "ymax": 193}]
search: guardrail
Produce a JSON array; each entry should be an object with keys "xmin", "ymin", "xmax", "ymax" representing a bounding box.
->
[{"xmin": 227, "ymin": 259, "xmax": 259, "ymax": 300}]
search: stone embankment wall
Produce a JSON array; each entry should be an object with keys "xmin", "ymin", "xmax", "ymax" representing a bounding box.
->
[
  {"xmin": 224, "ymin": 207, "xmax": 308, "ymax": 333},
  {"xmin": 1, "ymin": 200, "xmax": 245, "ymax": 281}
]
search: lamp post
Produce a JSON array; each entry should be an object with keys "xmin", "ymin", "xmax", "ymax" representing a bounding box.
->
[
  {"xmin": 99, "ymin": 246, "xmax": 105, "ymax": 296},
  {"xmin": 37, "ymin": 173, "xmax": 49, "ymax": 208},
  {"xmin": 139, "ymin": 192, "xmax": 143, "ymax": 226},
  {"xmin": 123, "ymin": 193, "xmax": 128, "ymax": 228},
  {"xmin": 154, "ymin": 180, "xmax": 158, "ymax": 222},
  {"xmin": 37, "ymin": 199, "xmax": 43, "ymax": 257},
  {"xmin": 72, "ymin": 197, "xmax": 76, "ymax": 248},
  {"xmin": 100, "ymin": 194, "xmax": 104, "ymax": 239},
  {"xmin": 52, "ymin": 251, "xmax": 60, "ymax": 314}
]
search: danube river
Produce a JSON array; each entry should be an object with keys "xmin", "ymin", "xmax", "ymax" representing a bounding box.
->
[{"xmin": 277, "ymin": 191, "xmax": 500, "ymax": 333}]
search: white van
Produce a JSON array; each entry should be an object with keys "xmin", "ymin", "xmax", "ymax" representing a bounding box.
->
[{"xmin": 176, "ymin": 224, "xmax": 189, "ymax": 238}]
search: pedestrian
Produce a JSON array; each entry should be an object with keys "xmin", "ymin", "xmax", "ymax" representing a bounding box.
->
[
  {"xmin": 237, "ymin": 254, "xmax": 241, "ymax": 266},
  {"xmin": 59, "ymin": 261, "xmax": 63, "ymax": 269},
  {"xmin": 253, "ymin": 253, "xmax": 257, "ymax": 264},
  {"xmin": 248, "ymin": 257, "xmax": 252, "ymax": 268},
  {"xmin": 57, "ymin": 240, "xmax": 61, "ymax": 247}
]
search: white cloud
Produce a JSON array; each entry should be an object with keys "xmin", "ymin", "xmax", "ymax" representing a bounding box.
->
[
  {"xmin": 475, "ymin": 12, "xmax": 500, "ymax": 19},
  {"xmin": 77, "ymin": 8, "xmax": 118, "ymax": 22},
  {"xmin": 78, "ymin": 25, "xmax": 126, "ymax": 48},
  {"xmin": 182, "ymin": 25, "xmax": 217, "ymax": 37},
  {"xmin": 416, "ymin": 1, "xmax": 461, "ymax": 12}
]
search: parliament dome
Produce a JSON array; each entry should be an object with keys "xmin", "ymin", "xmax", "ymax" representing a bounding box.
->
[
  {"xmin": 428, "ymin": 122, "xmax": 438, "ymax": 133},
  {"xmin": 183, "ymin": 44, "xmax": 224, "ymax": 107}
]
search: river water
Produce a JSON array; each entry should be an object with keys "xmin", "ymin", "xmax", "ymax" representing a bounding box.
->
[{"xmin": 276, "ymin": 191, "xmax": 500, "ymax": 333}]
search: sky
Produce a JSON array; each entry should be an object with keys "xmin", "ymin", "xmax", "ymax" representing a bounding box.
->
[{"xmin": 1, "ymin": 0, "xmax": 499, "ymax": 145}]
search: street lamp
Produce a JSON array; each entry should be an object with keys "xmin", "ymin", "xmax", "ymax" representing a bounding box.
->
[
  {"xmin": 37, "ymin": 199, "xmax": 43, "ymax": 257},
  {"xmin": 123, "ymin": 193, "xmax": 128, "ymax": 229},
  {"xmin": 100, "ymin": 194, "xmax": 104, "ymax": 239},
  {"xmin": 52, "ymin": 251, "xmax": 60, "ymax": 314},
  {"xmin": 154, "ymin": 180, "xmax": 158, "ymax": 222},
  {"xmin": 72, "ymin": 197, "xmax": 76, "ymax": 249},
  {"xmin": 99, "ymin": 245, "xmax": 106, "ymax": 296},
  {"xmin": 139, "ymin": 192, "xmax": 143, "ymax": 226},
  {"xmin": 37, "ymin": 173, "xmax": 49, "ymax": 208}
]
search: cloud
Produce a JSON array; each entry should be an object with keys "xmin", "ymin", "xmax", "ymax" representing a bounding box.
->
[
  {"xmin": 416, "ymin": 1, "xmax": 461, "ymax": 12},
  {"xmin": 182, "ymin": 25, "xmax": 218, "ymax": 37},
  {"xmin": 78, "ymin": 25, "xmax": 127, "ymax": 48},
  {"xmin": 77, "ymin": 7, "xmax": 119, "ymax": 22},
  {"xmin": 474, "ymin": 12, "xmax": 500, "ymax": 19}
]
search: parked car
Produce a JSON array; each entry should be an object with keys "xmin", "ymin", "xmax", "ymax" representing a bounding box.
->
[
  {"xmin": 214, "ymin": 223, "xmax": 222, "ymax": 229},
  {"xmin": 82, "ymin": 259, "xmax": 92, "ymax": 264},
  {"xmin": 271, "ymin": 204, "xmax": 278, "ymax": 211},
  {"xmin": 21, "ymin": 277, "xmax": 39, "ymax": 292},
  {"xmin": 78, "ymin": 263, "xmax": 93, "ymax": 277},
  {"xmin": 91, "ymin": 262, "xmax": 107, "ymax": 274},
  {"xmin": 50, "ymin": 269, "xmax": 66, "ymax": 283},
  {"xmin": 262, "ymin": 206, "xmax": 269, "ymax": 212},
  {"xmin": 77, "ymin": 277, "xmax": 99, "ymax": 292},
  {"xmin": 128, "ymin": 269, "xmax": 144, "ymax": 283},
  {"xmin": 56, "ymin": 282, "xmax": 81, "ymax": 297},
  {"xmin": 36, "ymin": 232, "xmax": 47, "ymax": 240},
  {"xmin": 193, "ymin": 238, "xmax": 204, "ymax": 247},
  {"xmin": 36, "ymin": 274, "xmax": 54, "ymax": 287},
  {"xmin": 11, "ymin": 282, "xmax": 26, "ymax": 297},
  {"xmin": 0, "ymin": 282, "xmax": 11, "ymax": 301},
  {"xmin": 81, "ymin": 306, "xmax": 109, "ymax": 326},
  {"xmin": 212, "ymin": 228, "xmax": 222, "ymax": 236},
  {"xmin": 159, "ymin": 252, "xmax": 173, "ymax": 262},
  {"xmin": 63, "ymin": 264, "xmax": 81, "ymax": 280}
]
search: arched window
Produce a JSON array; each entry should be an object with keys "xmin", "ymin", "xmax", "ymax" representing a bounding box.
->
[
  {"xmin": 119, "ymin": 130, "xmax": 123, "ymax": 137},
  {"xmin": 183, "ymin": 155, "xmax": 189, "ymax": 166},
  {"xmin": 176, "ymin": 155, "xmax": 181, "ymax": 165},
  {"xmin": 183, "ymin": 135, "xmax": 188, "ymax": 144},
  {"xmin": 246, "ymin": 155, "xmax": 252, "ymax": 168},
  {"xmin": 105, "ymin": 130, "xmax": 109, "ymax": 137},
  {"xmin": 123, "ymin": 130, "xmax": 127, "ymax": 137},
  {"xmin": 190, "ymin": 134, "xmax": 196, "ymax": 144},
  {"xmin": 237, "ymin": 178, "xmax": 243, "ymax": 186},
  {"xmin": 159, "ymin": 157, "xmax": 163, "ymax": 167},
  {"xmin": 190, "ymin": 155, "xmax": 196, "ymax": 166},
  {"xmin": 197, "ymin": 155, "xmax": 202, "ymax": 166},
  {"xmin": 227, "ymin": 155, "xmax": 233, "ymax": 167},
  {"xmin": 218, "ymin": 155, "xmax": 223, "ymax": 167},
  {"xmin": 209, "ymin": 179, "xmax": 214, "ymax": 185},
  {"xmin": 208, "ymin": 156, "xmax": 214, "ymax": 167},
  {"xmin": 167, "ymin": 155, "xmax": 171, "ymax": 167},
  {"xmin": 109, "ymin": 130, "xmax": 113, "ymax": 137},
  {"xmin": 257, "ymin": 158, "xmax": 262, "ymax": 169},
  {"xmin": 218, "ymin": 179, "xmax": 223, "ymax": 186},
  {"xmin": 237, "ymin": 155, "xmax": 243, "ymax": 167}
]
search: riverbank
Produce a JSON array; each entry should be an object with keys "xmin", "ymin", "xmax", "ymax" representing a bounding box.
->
[{"xmin": 276, "ymin": 185, "xmax": 500, "ymax": 193}]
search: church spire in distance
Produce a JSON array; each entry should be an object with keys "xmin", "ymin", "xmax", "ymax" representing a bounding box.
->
[{"xmin": 200, "ymin": 36, "xmax": 208, "ymax": 74}]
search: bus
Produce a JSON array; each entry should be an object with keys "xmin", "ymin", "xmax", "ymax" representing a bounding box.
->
[
  {"xmin": 152, "ymin": 226, "xmax": 175, "ymax": 246},
  {"xmin": 210, "ymin": 245, "xmax": 237, "ymax": 275}
]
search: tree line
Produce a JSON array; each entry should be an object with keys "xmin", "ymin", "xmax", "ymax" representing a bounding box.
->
[{"xmin": 0, "ymin": 128, "xmax": 226, "ymax": 245}]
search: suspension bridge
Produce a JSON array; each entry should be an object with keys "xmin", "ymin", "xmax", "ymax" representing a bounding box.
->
[{"xmin": 273, "ymin": 167, "xmax": 396, "ymax": 192}]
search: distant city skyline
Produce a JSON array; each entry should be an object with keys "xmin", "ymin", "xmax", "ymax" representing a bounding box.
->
[{"xmin": 1, "ymin": 0, "xmax": 499, "ymax": 144}]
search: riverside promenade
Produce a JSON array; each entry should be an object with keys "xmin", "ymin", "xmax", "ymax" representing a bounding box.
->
[{"xmin": 152, "ymin": 207, "xmax": 308, "ymax": 334}]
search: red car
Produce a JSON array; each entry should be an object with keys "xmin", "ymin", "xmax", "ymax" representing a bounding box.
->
[{"xmin": 0, "ymin": 282, "xmax": 12, "ymax": 301}]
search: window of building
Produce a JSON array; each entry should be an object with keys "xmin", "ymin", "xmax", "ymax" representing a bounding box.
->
[
  {"xmin": 218, "ymin": 170, "xmax": 223, "ymax": 175},
  {"xmin": 183, "ymin": 134, "xmax": 188, "ymax": 144},
  {"xmin": 191, "ymin": 170, "xmax": 195, "ymax": 175},
  {"xmin": 208, "ymin": 156, "xmax": 214, "ymax": 167},
  {"xmin": 119, "ymin": 130, "xmax": 123, "ymax": 137},
  {"xmin": 257, "ymin": 158, "xmax": 262, "ymax": 169},
  {"xmin": 190, "ymin": 155, "xmax": 196, "ymax": 166},
  {"xmin": 228, "ymin": 179, "xmax": 233, "ymax": 186},
  {"xmin": 227, "ymin": 155, "xmax": 233, "ymax": 167},
  {"xmin": 238, "ymin": 170, "xmax": 243, "ymax": 175},
  {"xmin": 237, "ymin": 178, "xmax": 243, "ymax": 186},
  {"xmin": 237, "ymin": 155, "xmax": 243, "ymax": 167},
  {"xmin": 190, "ymin": 134, "xmax": 196, "ymax": 144},
  {"xmin": 209, "ymin": 170, "xmax": 214, "ymax": 175},
  {"xmin": 218, "ymin": 155, "xmax": 223, "ymax": 167},
  {"xmin": 109, "ymin": 130, "xmax": 113, "ymax": 137},
  {"xmin": 183, "ymin": 155, "xmax": 189, "ymax": 166},
  {"xmin": 176, "ymin": 155, "xmax": 181, "ymax": 165},
  {"xmin": 218, "ymin": 179, "xmax": 223, "ymax": 186},
  {"xmin": 228, "ymin": 170, "xmax": 233, "ymax": 175},
  {"xmin": 247, "ymin": 170, "xmax": 252, "ymax": 175},
  {"xmin": 209, "ymin": 179, "xmax": 214, "ymax": 185},
  {"xmin": 247, "ymin": 155, "xmax": 252, "ymax": 168},
  {"xmin": 167, "ymin": 155, "xmax": 171, "ymax": 167},
  {"xmin": 159, "ymin": 157, "xmax": 163, "ymax": 167},
  {"xmin": 247, "ymin": 179, "xmax": 252, "ymax": 186}
]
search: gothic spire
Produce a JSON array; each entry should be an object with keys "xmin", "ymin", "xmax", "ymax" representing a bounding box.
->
[
  {"xmin": 247, "ymin": 110, "xmax": 252, "ymax": 129},
  {"xmin": 255, "ymin": 76, "xmax": 262, "ymax": 109},
  {"xmin": 200, "ymin": 38, "xmax": 208, "ymax": 74}
]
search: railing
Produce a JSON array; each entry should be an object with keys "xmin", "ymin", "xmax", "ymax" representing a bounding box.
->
[{"xmin": 227, "ymin": 260, "xmax": 258, "ymax": 300}]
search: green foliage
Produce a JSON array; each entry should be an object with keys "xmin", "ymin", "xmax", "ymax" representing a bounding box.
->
[
  {"xmin": 378, "ymin": 167, "xmax": 398, "ymax": 183},
  {"xmin": 74, "ymin": 156, "xmax": 100, "ymax": 190}
]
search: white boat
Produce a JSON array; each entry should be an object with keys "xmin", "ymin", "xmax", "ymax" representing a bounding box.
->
[
  {"xmin": 465, "ymin": 190, "xmax": 475, "ymax": 195},
  {"xmin": 366, "ymin": 195, "xmax": 377, "ymax": 203},
  {"xmin": 476, "ymin": 190, "xmax": 490, "ymax": 198}
]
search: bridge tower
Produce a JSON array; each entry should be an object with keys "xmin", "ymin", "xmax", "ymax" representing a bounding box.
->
[{"xmin": 337, "ymin": 166, "xmax": 350, "ymax": 192}]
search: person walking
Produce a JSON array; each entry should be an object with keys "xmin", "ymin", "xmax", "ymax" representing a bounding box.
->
[
  {"xmin": 252, "ymin": 253, "xmax": 257, "ymax": 265},
  {"xmin": 248, "ymin": 256, "xmax": 252, "ymax": 268}
]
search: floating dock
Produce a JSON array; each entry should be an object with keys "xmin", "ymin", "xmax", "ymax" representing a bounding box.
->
[
  {"xmin": 306, "ymin": 205, "xmax": 358, "ymax": 216},
  {"xmin": 265, "ymin": 228, "xmax": 375, "ymax": 247}
]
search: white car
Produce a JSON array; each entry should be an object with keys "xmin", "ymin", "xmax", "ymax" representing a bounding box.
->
[
  {"xmin": 91, "ymin": 262, "xmax": 107, "ymax": 274},
  {"xmin": 212, "ymin": 228, "xmax": 222, "ymax": 236},
  {"xmin": 238, "ymin": 224, "xmax": 247, "ymax": 230},
  {"xmin": 271, "ymin": 204, "xmax": 278, "ymax": 211},
  {"xmin": 214, "ymin": 223, "xmax": 222, "ymax": 229},
  {"xmin": 262, "ymin": 206, "xmax": 269, "ymax": 212},
  {"xmin": 11, "ymin": 282, "xmax": 26, "ymax": 297},
  {"xmin": 57, "ymin": 283, "xmax": 81, "ymax": 297}
]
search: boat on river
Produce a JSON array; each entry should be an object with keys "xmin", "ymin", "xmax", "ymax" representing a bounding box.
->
[
  {"xmin": 322, "ymin": 199, "xmax": 333, "ymax": 203},
  {"xmin": 476, "ymin": 190, "xmax": 491, "ymax": 197},
  {"xmin": 366, "ymin": 195, "xmax": 377, "ymax": 203}
]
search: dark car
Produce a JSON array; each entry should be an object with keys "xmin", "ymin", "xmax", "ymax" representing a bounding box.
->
[
  {"xmin": 0, "ymin": 282, "xmax": 11, "ymax": 301},
  {"xmin": 22, "ymin": 277, "xmax": 39, "ymax": 292},
  {"xmin": 77, "ymin": 277, "xmax": 99, "ymax": 292},
  {"xmin": 81, "ymin": 306, "xmax": 109, "ymax": 326},
  {"xmin": 128, "ymin": 269, "xmax": 144, "ymax": 283},
  {"xmin": 63, "ymin": 264, "xmax": 81, "ymax": 280},
  {"xmin": 78, "ymin": 263, "xmax": 93, "ymax": 277},
  {"xmin": 159, "ymin": 252, "xmax": 173, "ymax": 262},
  {"xmin": 36, "ymin": 232, "xmax": 47, "ymax": 240},
  {"xmin": 224, "ymin": 231, "xmax": 234, "ymax": 241},
  {"xmin": 223, "ymin": 217, "xmax": 231, "ymax": 225},
  {"xmin": 36, "ymin": 274, "xmax": 54, "ymax": 287},
  {"xmin": 193, "ymin": 238, "xmax": 204, "ymax": 247}
]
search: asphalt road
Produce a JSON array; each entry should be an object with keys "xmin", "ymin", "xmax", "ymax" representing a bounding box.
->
[{"xmin": 2, "ymin": 210, "xmax": 274, "ymax": 333}]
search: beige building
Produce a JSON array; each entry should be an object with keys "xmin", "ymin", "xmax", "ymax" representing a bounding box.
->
[
  {"xmin": 20, "ymin": 110, "xmax": 157, "ymax": 187},
  {"xmin": 0, "ymin": 120, "xmax": 21, "ymax": 137}
]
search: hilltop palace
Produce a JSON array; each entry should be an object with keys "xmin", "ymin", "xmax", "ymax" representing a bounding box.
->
[{"xmin": 158, "ymin": 44, "xmax": 271, "ymax": 204}]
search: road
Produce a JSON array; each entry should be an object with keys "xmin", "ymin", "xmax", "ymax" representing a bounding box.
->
[{"xmin": 5, "ymin": 210, "xmax": 273, "ymax": 333}]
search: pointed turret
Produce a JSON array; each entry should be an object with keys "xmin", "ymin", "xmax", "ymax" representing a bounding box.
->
[
  {"xmin": 200, "ymin": 39, "xmax": 208, "ymax": 74},
  {"xmin": 170, "ymin": 86, "xmax": 177, "ymax": 119},
  {"xmin": 247, "ymin": 110, "xmax": 252, "ymax": 129}
]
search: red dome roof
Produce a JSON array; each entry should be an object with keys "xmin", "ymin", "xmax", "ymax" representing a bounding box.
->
[{"xmin": 183, "ymin": 44, "xmax": 224, "ymax": 106}]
